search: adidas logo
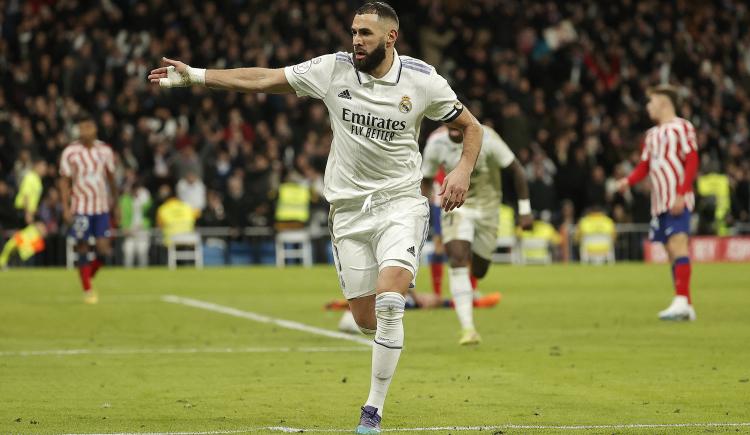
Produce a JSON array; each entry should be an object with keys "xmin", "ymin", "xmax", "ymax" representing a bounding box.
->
[
  {"xmin": 407, "ymin": 246, "xmax": 415, "ymax": 256},
  {"xmin": 338, "ymin": 89, "xmax": 352, "ymax": 99}
]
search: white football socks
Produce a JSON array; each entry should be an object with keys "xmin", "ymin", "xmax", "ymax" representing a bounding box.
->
[
  {"xmin": 365, "ymin": 291, "xmax": 405, "ymax": 416},
  {"xmin": 449, "ymin": 267, "xmax": 475, "ymax": 330}
]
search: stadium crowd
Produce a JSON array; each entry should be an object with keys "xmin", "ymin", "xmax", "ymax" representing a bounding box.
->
[{"xmin": 1, "ymin": 0, "xmax": 749, "ymax": 250}]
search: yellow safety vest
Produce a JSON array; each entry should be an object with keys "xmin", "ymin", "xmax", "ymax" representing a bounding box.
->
[
  {"xmin": 519, "ymin": 221, "xmax": 560, "ymax": 260},
  {"xmin": 275, "ymin": 182, "xmax": 310, "ymax": 223},
  {"xmin": 497, "ymin": 203, "xmax": 516, "ymax": 237},
  {"xmin": 697, "ymin": 173, "xmax": 730, "ymax": 235},
  {"xmin": 577, "ymin": 212, "xmax": 615, "ymax": 255},
  {"xmin": 157, "ymin": 198, "xmax": 196, "ymax": 244},
  {"xmin": 15, "ymin": 171, "xmax": 43, "ymax": 213}
]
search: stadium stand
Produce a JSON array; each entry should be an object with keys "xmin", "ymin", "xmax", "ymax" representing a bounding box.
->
[{"xmin": 1, "ymin": 0, "xmax": 749, "ymax": 265}]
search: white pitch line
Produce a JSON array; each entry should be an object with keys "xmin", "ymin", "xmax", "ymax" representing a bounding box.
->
[
  {"xmin": 0, "ymin": 346, "xmax": 368, "ymax": 357},
  {"xmin": 50, "ymin": 421, "xmax": 750, "ymax": 435},
  {"xmin": 162, "ymin": 295, "xmax": 372, "ymax": 346}
]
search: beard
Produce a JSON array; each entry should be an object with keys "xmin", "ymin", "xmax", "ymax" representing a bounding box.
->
[{"xmin": 354, "ymin": 40, "xmax": 387, "ymax": 74}]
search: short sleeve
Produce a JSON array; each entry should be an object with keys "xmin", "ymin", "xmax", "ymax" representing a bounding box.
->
[
  {"xmin": 679, "ymin": 121, "xmax": 698, "ymax": 154},
  {"xmin": 421, "ymin": 136, "xmax": 441, "ymax": 178},
  {"xmin": 283, "ymin": 54, "xmax": 337, "ymax": 100},
  {"xmin": 639, "ymin": 133, "xmax": 650, "ymax": 161},
  {"xmin": 59, "ymin": 149, "xmax": 72, "ymax": 177},
  {"xmin": 424, "ymin": 72, "xmax": 463, "ymax": 122},
  {"xmin": 105, "ymin": 147, "xmax": 115, "ymax": 173},
  {"xmin": 486, "ymin": 128, "xmax": 516, "ymax": 168}
]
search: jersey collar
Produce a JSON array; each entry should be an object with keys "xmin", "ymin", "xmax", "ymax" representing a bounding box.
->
[{"xmin": 355, "ymin": 50, "xmax": 402, "ymax": 86}]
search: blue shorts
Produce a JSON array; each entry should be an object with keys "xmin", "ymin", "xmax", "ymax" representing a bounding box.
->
[
  {"xmin": 649, "ymin": 210, "xmax": 690, "ymax": 244},
  {"xmin": 429, "ymin": 204, "xmax": 442, "ymax": 236},
  {"xmin": 69, "ymin": 213, "xmax": 111, "ymax": 241}
]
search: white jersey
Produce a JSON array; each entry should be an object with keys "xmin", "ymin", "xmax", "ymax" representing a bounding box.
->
[
  {"xmin": 284, "ymin": 51, "xmax": 462, "ymax": 205},
  {"xmin": 59, "ymin": 140, "xmax": 115, "ymax": 215},
  {"xmin": 422, "ymin": 125, "xmax": 515, "ymax": 210}
]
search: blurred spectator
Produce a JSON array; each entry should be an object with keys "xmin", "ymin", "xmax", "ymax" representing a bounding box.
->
[
  {"xmin": 586, "ymin": 165, "xmax": 607, "ymax": 209},
  {"xmin": 119, "ymin": 178, "xmax": 152, "ymax": 268},
  {"xmin": 176, "ymin": 170, "xmax": 206, "ymax": 215},
  {"xmin": 37, "ymin": 187, "xmax": 63, "ymax": 235},
  {"xmin": 1, "ymin": 0, "xmax": 750, "ymax": 237},
  {"xmin": 575, "ymin": 206, "xmax": 616, "ymax": 264},
  {"xmin": 0, "ymin": 181, "xmax": 16, "ymax": 231},
  {"xmin": 198, "ymin": 190, "xmax": 228, "ymax": 227},
  {"xmin": 14, "ymin": 158, "xmax": 47, "ymax": 226},
  {"xmin": 528, "ymin": 160, "xmax": 557, "ymax": 217},
  {"xmin": 697, "ymin": 167, "xmax": 731, "ymax": 236},
  {"xmin": 224, "ymin": 174, "xmax": 252, "ymax": 235},
  {"xmin": 518, "ymin": 216, "xmax": 562, "ymax": 264},
  {"xmin": 156, "ymin": 189, "xmax": 196, "ymax": 246},
  {"xmin": 729, "ymin": 163, "xmax": 750, "ymax": 226}
]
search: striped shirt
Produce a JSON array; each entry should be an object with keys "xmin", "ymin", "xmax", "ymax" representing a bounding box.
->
[
  {"xmin": 639, "ymin": 118, "xmax": 698, "ymax": 216},
  {"xmin": 60, "ymin": 140, "xmax": 115, "ymax": 215}
]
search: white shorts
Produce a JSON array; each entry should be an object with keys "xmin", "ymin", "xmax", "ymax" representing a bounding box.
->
[
  {"xmin": 441, "ymin": 206, "xmax": 499, "ymax": 260},
  {"xmin": 329, "ymin": 193, "xmax": 429, "ymax": 300}
]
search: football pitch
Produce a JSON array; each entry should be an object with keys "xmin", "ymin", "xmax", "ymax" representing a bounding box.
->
[{"xmin": 1, "ymin": 263, "xmax": 748, "ymax": 434}]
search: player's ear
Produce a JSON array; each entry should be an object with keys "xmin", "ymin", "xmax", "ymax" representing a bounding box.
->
[{"xmin": 387, "ymin": 28, "xmax": 398, "ymax": 47}]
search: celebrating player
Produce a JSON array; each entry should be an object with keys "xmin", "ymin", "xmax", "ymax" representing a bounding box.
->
[
  {"xmin": 59, "ymin": 117, "xmax": 118, "ymax": 304},
  {"xmin": 148, "ymin": 2, "xmax": 482, "ymax": 433},
  {"xmin": 422, "ymin": 125, "xmax": 532, "ymax": 344},
  {"xmin": 617, "ymin": 85, "xmax": 699, "ymax": 321}
]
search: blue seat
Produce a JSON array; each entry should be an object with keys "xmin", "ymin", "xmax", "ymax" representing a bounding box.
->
[{"xmin": 228, "ymin": 241, "xmax": 252, "ymax": 265}]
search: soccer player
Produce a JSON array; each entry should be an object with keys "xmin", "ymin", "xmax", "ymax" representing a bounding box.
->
[
  {"xmin": 59, "ymin": 117, "xmax": 117, "ymax": 304},
  {"xmin": 616, "ymin": 85, "xmax": 699, "ymax": 321},
  {"xmin": 422, "ymin": 125, "xmax": 532, "ymax": 345},
  {"xmin": 148, "ymin": 2, "xmax": 481, "ymax": 433}
]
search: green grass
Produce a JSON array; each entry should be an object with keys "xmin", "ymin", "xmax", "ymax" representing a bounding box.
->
[{"xmin": 0, "ymin": 263, "xmax": 749, "ymax": 434}]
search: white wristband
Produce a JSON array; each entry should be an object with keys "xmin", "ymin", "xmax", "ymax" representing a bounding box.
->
[
  {"xmin": 187, "ymin": 67, "xmax": 206, "ymax": 85},
  {"xmin": 518, "ymin": 199, "xmax": 531, "ymax": 215}
]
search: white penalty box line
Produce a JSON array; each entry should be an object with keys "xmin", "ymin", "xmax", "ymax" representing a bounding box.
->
[
  {"xmin": 161, "ymin": 295, "xmax": 372, "ymax": 346},
  {"xmin": 52, "ymin": 421, "xmax": 750, "ymax": 434}
]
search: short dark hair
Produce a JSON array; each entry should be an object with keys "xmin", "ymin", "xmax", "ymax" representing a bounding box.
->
[
  {"xmin": 355, "ymin": 1, "xmax": 399, "ymax": 29},
  {"xmin": 647, "ymin": 84, "xmax": 679, "ymax": 111}
]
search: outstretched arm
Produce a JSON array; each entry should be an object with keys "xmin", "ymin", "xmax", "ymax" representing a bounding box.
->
[
  {"xmin": 148, "ymin": 57, "xmax": 294, "ymax": 94},
  {"xmin": 440, "ymin": 110, "xmax": 482, "ymax": 212}
]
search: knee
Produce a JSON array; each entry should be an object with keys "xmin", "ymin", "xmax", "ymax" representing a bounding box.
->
[
  {"xmin": 375, "ymin": 292, "xmax": 406, "ymax": 321},
  {"xmin": 447, "ymin": 252, "xmax": 469, "ymax": 268},
  {"xmin": 446, "ymin": 243, "xmax": 471, "ymax": 268}
]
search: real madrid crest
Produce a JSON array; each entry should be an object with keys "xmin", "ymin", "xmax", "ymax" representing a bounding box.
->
[{"xmin": 399, "ymin": 95, "xmax": 412, "ymax": 113}]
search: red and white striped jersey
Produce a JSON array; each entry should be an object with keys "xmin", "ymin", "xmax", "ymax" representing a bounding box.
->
[
  {"xmin": 60, "ymin": 140, "xmax": 115, "ymax": 215},
  {"xmin": 640, "ymin": 117, "xmax": 698, "ymax": 216}
]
